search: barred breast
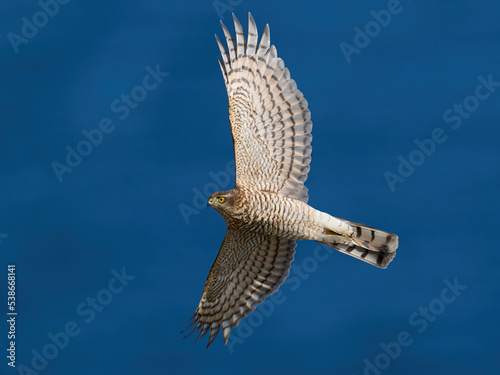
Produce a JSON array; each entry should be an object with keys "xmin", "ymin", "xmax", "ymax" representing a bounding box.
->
[{"xmin": 236, "ymin": 188, "xmax": 318, "ymax": 240}]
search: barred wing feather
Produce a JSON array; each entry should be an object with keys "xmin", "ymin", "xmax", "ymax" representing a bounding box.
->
[
  {"xmin": 184, "ymin": 230, "xmax": 295, "ymax": 347},
  {"xmin": 217, "ymin": 13, "xmax": 313, "ymax": 202}
]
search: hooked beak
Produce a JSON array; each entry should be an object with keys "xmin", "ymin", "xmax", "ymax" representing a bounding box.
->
[{"xmin": 207, "ymin": 197, "xmax": 213, "ymax": 207}]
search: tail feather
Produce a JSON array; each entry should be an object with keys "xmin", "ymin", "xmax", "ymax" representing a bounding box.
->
[
  {"xmin": 318, "ymin": 214, "xmax": 398, "ymax": 268},
  {"xmin": 323, "ymin": 242, "xmax": 396, "ymax": 269},
  {"xmin": 348, "ymin": 221, "xmax": 398, "ymax": 254}
]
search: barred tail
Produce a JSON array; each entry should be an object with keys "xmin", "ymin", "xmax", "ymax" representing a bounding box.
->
[
  {"xmin": 348, "ymin": 220, "xmax": 399, "ymax": 254},
  {"xmin": 316, "ymin": 213, "xmax": 398, "ymax": 268}
]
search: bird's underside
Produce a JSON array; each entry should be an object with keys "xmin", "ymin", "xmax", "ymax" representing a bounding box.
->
[{"xmin": 184, "ymin": 13, "xmax": 399, "ymax": 348}]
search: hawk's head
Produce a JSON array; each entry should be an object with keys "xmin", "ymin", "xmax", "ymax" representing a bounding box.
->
[{"xmin": 207, "ymin": 189, "xmax": 238, "ymax": 217}]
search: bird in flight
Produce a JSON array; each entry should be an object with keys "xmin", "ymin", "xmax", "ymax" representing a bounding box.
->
[{"xmin": 184, "ymin": 13, "xmax": 398, "ymax": 347}]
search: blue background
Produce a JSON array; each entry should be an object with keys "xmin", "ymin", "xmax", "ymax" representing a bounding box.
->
[{"xmin": 1, "ymin": 0, "xmax": 499, "ymax": 374}]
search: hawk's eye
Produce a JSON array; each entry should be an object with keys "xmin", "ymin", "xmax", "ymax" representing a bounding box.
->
[{"xmin": 218, "ymin": 197, "xmax": 225, "ymax": 203}]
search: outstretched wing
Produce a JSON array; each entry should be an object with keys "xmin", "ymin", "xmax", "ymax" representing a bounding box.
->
[
  {"xmin": 217, "ymin": 13, "xmax": 313, "ymax": 202},
  {"xmin": 184, "ymin": 229, "xmax": 295, "ymax": 347}
]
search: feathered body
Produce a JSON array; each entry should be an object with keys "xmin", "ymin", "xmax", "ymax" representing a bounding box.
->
[{"xmin": 212, "ymin": 187, "xmax": 397, "ymax": 266}]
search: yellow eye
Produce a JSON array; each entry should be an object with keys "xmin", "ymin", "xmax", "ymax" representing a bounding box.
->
[{"xmin": 217, "ymin": 197, "xmax": 225, "ymax": 203}]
